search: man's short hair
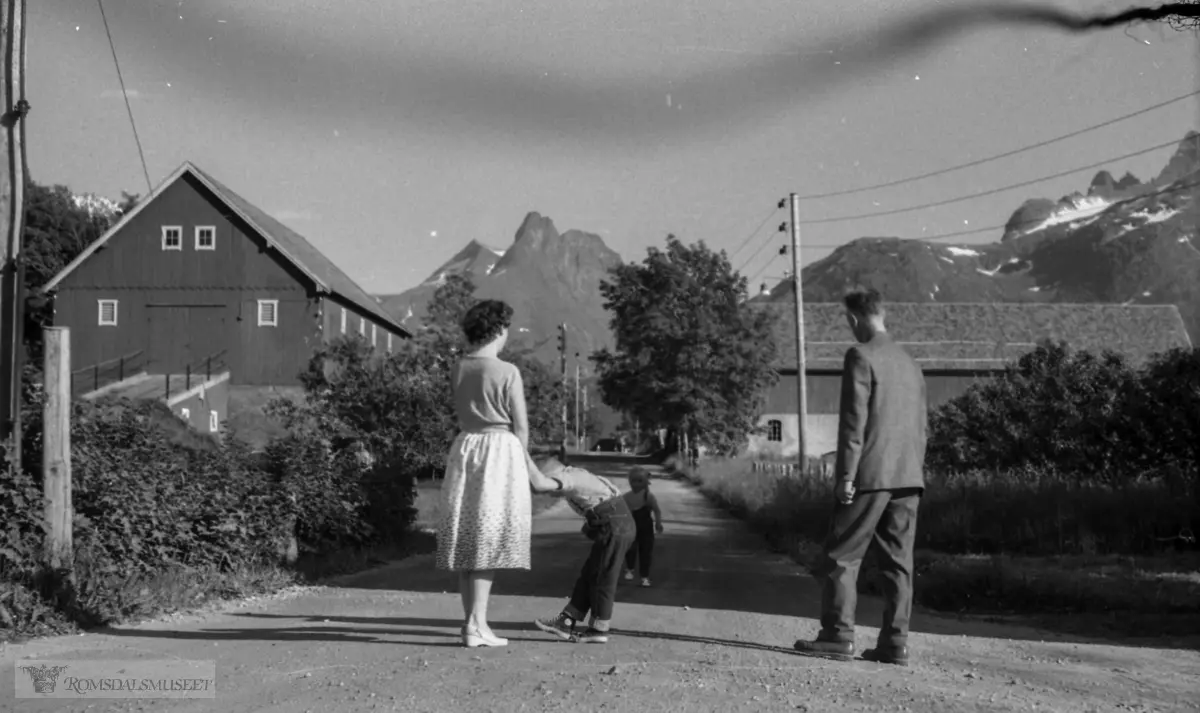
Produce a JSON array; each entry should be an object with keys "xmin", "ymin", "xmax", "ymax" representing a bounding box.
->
[{"xmin": 843, "ymin": 288, "xmax": 884, "ymax": 318}]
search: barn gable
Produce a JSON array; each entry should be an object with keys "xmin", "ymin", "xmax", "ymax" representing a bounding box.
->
[
  {"xmin": 755, "ymin": 302, "xmax": 1193, "ymax": 371},
  {"xmin": 41, "ymin": 161, "xmax": 411, "ymax": 339}
]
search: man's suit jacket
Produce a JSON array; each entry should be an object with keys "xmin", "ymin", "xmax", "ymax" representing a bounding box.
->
[{"xmin": 834, "ymin": 332, "xmax": 928, "ymax": 492}]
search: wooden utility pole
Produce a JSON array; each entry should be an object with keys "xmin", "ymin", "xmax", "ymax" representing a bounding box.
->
[
  {"xmin": 0, "ymin": 0, "xmax": 28, "ymax": 469},
  {"xmin": 788, "ymin": 193, "xmax": 809, "ymax": 464},
  {"xmin": 558, "ymin": 322, "xmax": 567, "ymax": 463},
  {"xmin": 578, "ymin": 355, "xmax": 583, "ymax": 448},
  {"xmin": 42, "ymin": 327, "xmax": 71, "ymax": 569},
  {"xmin": 581, "ymin": 385, "xmax": 588, "ymax": 452}
]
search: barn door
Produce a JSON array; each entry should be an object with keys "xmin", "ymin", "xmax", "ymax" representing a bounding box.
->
[
  {"xmin": 145, "ymin": 305, "xmax": 228, "ymax": 375},
  {"xmin": 146, "ymin": 306, "xmax": 191, "ymax": 374}
]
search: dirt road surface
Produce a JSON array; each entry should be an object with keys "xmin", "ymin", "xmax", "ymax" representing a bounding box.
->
[{"xmin": 3, "ymin": 456, "xmax": 1198, "ymax": 712}]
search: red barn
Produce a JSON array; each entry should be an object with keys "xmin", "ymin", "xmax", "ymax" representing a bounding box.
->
[
  {"xmin": 40, "ymin": 161, "xmax": 412, "ymax": 437},
  {"xmin": 749, "ymin": 302, "xmax": 1193, "ymax": 459}
]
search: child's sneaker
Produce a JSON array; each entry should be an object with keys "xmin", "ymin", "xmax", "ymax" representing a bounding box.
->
[
  {"xmin": 575, "ymin": 627, "xmax": 609, "ymax": 644},
  {"xmin": 622, "ymin": 569, "xmax": 634, "ymax": 581},
  {"xmin": 534, "ymin": 612, "xmax": 578, "ymax": 641},
  {"xmin": 640, "ymin": 577, "xmax": 652, "ymax": 588}
]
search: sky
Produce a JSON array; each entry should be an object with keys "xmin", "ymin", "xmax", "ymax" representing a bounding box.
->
[{"xmin": 30, "ymin": 0, "xmax": 1200, "ymax": 295}]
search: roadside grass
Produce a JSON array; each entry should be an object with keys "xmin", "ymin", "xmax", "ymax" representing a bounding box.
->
[{"xmin": 672, "ymin": 454, "xmax": 1200, "ymax": 640}]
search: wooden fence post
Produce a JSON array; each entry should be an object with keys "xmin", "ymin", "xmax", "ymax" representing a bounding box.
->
[{"xmin": 43, "ymin": 327, "xmax": 72, "ymax": 570}]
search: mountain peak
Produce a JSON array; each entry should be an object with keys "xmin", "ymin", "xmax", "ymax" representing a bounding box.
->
[{"xmin": 1156, "ymin": 130, "xmax": 1200, "ymax": 185}]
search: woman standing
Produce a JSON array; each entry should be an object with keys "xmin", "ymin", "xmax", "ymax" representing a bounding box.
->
[{"xmin": 435, "ymin": 299, "xmax": 562, "ymax": 648}]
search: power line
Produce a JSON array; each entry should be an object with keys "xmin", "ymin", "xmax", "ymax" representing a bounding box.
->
[
  {"xmin": 727, "ymin": 204, "xmax": 782, "ymax": 262},
  {"xmin": 796, "ymin": 138, "xmax": 1187, "ymax": 226},
  {"xmin": 739, "ymin": 176, "xmax": 1199, "ymax": 283},
  {"xmin": 792, "ymin": 88, "xmax": 1200, "ymax": 201},
  {"xmin": 735, "ymin": 216, "xmax": 787, "ymax": 275},
  {"xmin": 97, "ymin": 0, "xmax": 152, "ymax": 194},
  {"xmin": 796, "ymin": 176, "xmax": 1200, "ymax": 248}
]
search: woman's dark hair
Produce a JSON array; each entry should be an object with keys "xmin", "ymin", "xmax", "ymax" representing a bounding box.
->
[{"xmin": 461, "ymin": 299, "xmax": 514, "ymax": 345}]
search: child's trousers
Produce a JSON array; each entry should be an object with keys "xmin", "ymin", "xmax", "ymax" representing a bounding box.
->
[
  {"xmin": 623, "ymin": 506, "xmax": 655, "ymax": 577},
  {"xmin": 568, "ymin": 496, "xmax": 637, "ymax": 625}
]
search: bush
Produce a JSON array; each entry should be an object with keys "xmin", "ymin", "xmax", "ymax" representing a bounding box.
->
[
  {"xmin": 1, "ymin": 397, "xmax": 296, "ymax": 634},
  {"xmin": 928, "ymin": 341, "xmax": 1200, "ymax": 481}
]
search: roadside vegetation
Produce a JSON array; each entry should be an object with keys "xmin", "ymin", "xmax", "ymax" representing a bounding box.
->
[
  {"xmin": 677, "ymin": 342, "xmax": 1200, "ymax": 639},
  {"xmin": 1, "ymin": 189, "xmax": 572, "ymax": 641}
]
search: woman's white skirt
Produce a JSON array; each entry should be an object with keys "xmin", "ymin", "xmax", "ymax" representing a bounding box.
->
[{"xmin": 435, "ymin": 430, "xmax": 532, "ymax": 571}]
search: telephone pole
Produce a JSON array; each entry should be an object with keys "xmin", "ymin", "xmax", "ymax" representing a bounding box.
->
[
  {"xmin": 0, "ymin": 0, "xmax": 28, "ymax": 468},
  {"xmin": 581, "ymin": 384, "xmax": 588, "ymax": 452},
  {"xmin": 573, "ymin": 354, "xmax": 580, "ymax": 451},
  {"xmin": 788, "ymin": 193, "xmax": 809, "ymax": 463},
  {"xmin": 557, "ymin": 323, "xmax": 567, "ymax": 463}
]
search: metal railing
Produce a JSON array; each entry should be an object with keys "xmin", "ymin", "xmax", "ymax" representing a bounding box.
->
[
  {"xmin": 70, "ymin": 349, "xmax": 146, "ymax": 397},
  {"xmin": 163, "ymin": 348, "xmax": 229, "ymax": 399}
]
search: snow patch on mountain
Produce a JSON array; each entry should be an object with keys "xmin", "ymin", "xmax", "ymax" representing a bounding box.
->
[
  {"xmin": 1130, "ymin": 207, "xmax": 1180, "ymax": 225},
  {"xmin": 1022, "ymin": 195, "xmax": 1112, "ymax": 235},
  {"xmin": 945, "ymin": 246, "xmax": 980, "ymax": 257}
]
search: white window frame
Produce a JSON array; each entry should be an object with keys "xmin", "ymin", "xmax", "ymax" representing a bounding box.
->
[
  {"xmin": 180, "ymin": 407, "xmax": 190, "ymax": 421},
  {"xmin": 386, "ymin": 332, "xmax": 393, "ymax": 353},
  {"xmin": 371, "ymin": 323, "xmax": 377, "ymax": 347},
  {"xmin": 194, "ymin": 225, "xmax": 216, "ymax": 251},
  {"xmin": 358, "ymin": 317, "xmax": 366, "ymax": 335},
  {"xmin": 767, "ymin": 419, "xmax": 783, "ymax": 442},
  {"xmin": 161, "ymin": 225, "xmax": 182, "ymax": 251},
  {"xmin": 209, "ymin": 410, "xmax": 219, "ymax": 432},
  {"xmin": 340, "ymin": 306, "xmax": 347, "ymax": 334},
  {"xmin": 97, "ymin": 299, "xmax": 118, "ymax": 326},
  {"xmin": 257, "ymin": 299, "xmax": 279, "ymax": 327}
]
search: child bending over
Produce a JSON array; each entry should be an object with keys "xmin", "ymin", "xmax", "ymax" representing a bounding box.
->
[
  {"xmin": 530, "ymin": 456, "xmax": 636, "ymax": 644},
  {"xmin": 622, "ymin": 467, "xmax": 664, "ymax": 587}
]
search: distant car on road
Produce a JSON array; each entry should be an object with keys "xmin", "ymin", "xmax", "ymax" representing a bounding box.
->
[{"xmin": 592, "ymin": 438, "xmax": 624, "ymax": 453}]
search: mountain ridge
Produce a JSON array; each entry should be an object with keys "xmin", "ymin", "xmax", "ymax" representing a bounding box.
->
[{"xmin": 754, "ymin": 131, "xmax": 1200, "ymax": 343}]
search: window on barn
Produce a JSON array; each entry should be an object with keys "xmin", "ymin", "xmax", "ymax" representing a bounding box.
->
[
  {"xmin": 387, "ymin": 332, "xmax": 393, "ymax": 353},
  {"xmin": 359, "ymin": 317, "xmax": 366, "ymax": 335},
  {"xmin": 257, "ymin": 299, "xmax": 279, "ymax": 327},
  {"xmin": 195, "ymin": 226, "xmax": 216, "ymax": 250},
  {"xmin": 340, "ymin": 306, "xmax": 347, "ymax": 334},
  {"xmin": 97, "ymin": 299, "xmax": 118, "ymax": 326},
  {"xmin": 209, "ymin": 410, "xmax": 219, "ymax": 432},
  {"xmin": 180, "ymin": 407, "xmax": 190, "ymax": 421},
  {"xmin": 371, "ymin": 323, "xmax": 378, "ymax": 347},
  {"xmin": 767, "ymin": 419, "xmax": 783, "ymax": 442},
  {"xmin": 161, "ymin": 226, "xmax": 182, "ymax": 250}
]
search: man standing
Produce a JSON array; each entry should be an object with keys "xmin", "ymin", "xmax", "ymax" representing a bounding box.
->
[{"xmin": 793, "ymin": 289, "xmax": 928, "ymax": 667}]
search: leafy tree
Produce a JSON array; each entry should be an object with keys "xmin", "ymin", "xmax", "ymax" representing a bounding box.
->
[
  {"xmin": 20, "ymin": 182, "xmax": 137, "ymax": 365},
  {"xmin": 591, "ymin": 234, "xmax": 779, "ymax": 456},
  {"xmin": 927, "ymin": 340, "xmax": 1147, "ymax": 478}
]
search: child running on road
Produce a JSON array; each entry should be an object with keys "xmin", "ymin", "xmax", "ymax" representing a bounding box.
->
[
  {"xmin": 621, "ymin": 467, "xmax": 664, "ymax": 587},
  {"xmin": 531, "ymin": 456, "xmax": 636, "ymax": 644}
]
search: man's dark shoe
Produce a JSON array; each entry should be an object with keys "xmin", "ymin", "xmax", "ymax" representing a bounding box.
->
[
  {"xmin": 861, "ymin": 645, "xmax": 909, "ymax": 666},
  {"xmin": 793, "ymin": 638, "xmax": 854, "ymax": 661}
]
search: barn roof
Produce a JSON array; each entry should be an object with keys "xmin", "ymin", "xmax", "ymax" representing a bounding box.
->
[
  {"xmin": 755, "ymin": 301, "xmax": 1193, "ymax": 371},
  {"xmin": 41, "ymin": 161, "xmax": 411, "ymax": 338}
]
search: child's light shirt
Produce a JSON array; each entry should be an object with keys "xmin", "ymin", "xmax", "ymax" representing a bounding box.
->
[{"xmin": 556, "ymin": 466, "xmax": 623, "ymax": 517}]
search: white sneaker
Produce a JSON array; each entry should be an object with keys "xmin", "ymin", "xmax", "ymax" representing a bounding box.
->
[
  {"xmin": 640, "ymin": 578, "xmax": 651, "ymax": 588},
  {"xmin": 623, "ymin": 570, "xmax": 634, "ymax": 581}
]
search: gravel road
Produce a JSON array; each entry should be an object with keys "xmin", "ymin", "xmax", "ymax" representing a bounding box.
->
[{"xmin": 3, "ymin": 455, "xmax": 1198, "ymax": 712}]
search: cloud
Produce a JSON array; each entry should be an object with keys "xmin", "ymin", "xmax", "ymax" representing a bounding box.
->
[
  {"xmin": 99, "ymin": 88, "xmax": 146, "ymax": 100},
  {"xmin": 272, "ymin": 209, "xmax": 318, "ymax": 222}
]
